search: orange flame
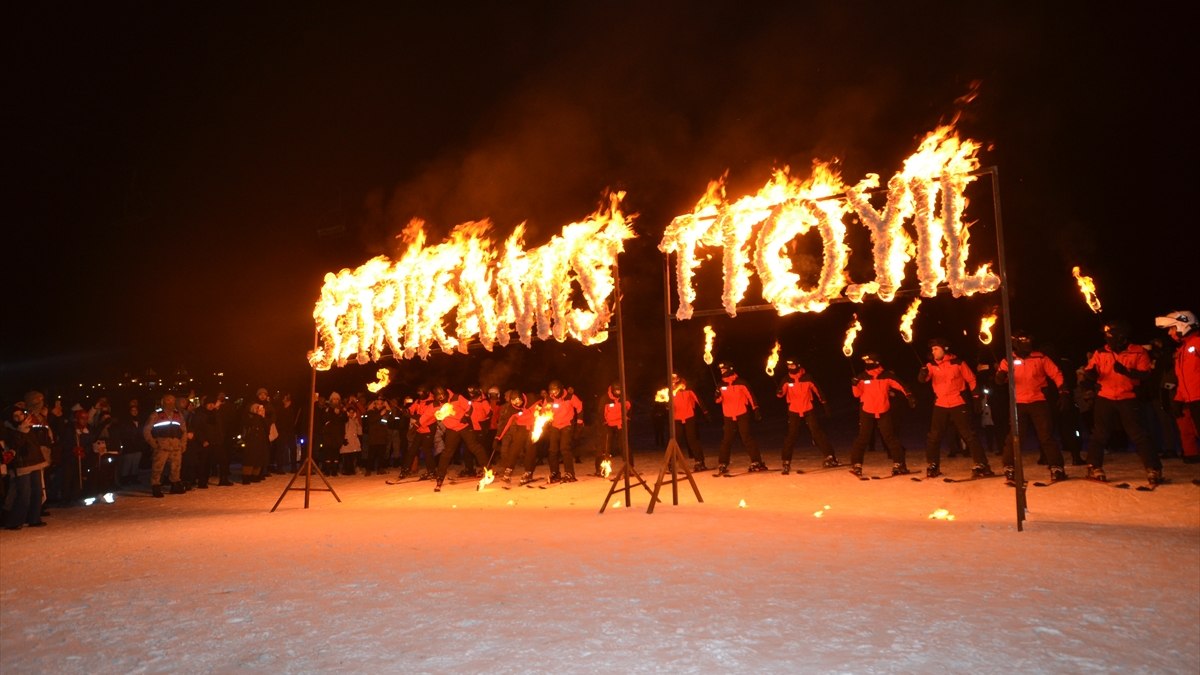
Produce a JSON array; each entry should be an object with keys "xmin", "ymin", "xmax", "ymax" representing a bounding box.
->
[
  {"xmin": 434, "ymin": 402, "xmax": 457, "ymax": 421},
  {"xmin": 978, "ymin": 310, "xmax": 998, "ymax": 344},
  {"xmin": 654, "ymin": 388, "xmax": 669, "ymax": 403},
  {"xmin": 764, "ymin": 341, "xmax": 781, "ymax": 376},
  {"xmin": 366, "ymin": 368, "xmax": 390, "ymax": 393},
  {"xmin": 476, "ymin": 468, "xmax": 494, "ymax": 491},
  {"xmin": 899, "ymin": 298, "xmax": 921, "ymax": 343},
  {"xmin": 928, "ymin": 508, "xmax": 956, "ymax": 521},
  {"xmin": 842, "ymin": 314, "xmax": 863, "ymax": 357},
  {"xmin": 702, "ymin": 325, "xmax": 716, "ymax": 365},
  {"xmin": 530, "ymin": 404, "xmax": 554, "ymax": 442},
  {"xmin": 1071, "ymin": 266, "xmax": 1102, "ymax": 314},
  {"xmin": 600, "ymin": 459, "xmax": 612, "ymax": 478},
  {"xmin": 309, "ymin": 193, "xmax": 635, "ymax": 369},
  {"xmin": 660, "ymin": 126, "xmax": 999, "ymax": 318}
]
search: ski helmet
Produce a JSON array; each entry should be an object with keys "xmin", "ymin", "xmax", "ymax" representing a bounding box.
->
[
  {"xmin": 1103, "ymin": 320, "xmax": 1131, "ymax": 351},
  {"xmin": 1011, "ymin": 330, "xmax": 1033, "ymax": 357},
  {"xmin": 860, "ymin": 353, "xmax": 882, "ymax": 369},
  {"xmin": 785, "ymin": 359, "xmax": 801, "ymax": 373},
  {"xmin": 1155, "ymin": 310, "xmax": 1198, "ymax": 337},
  {"xmin": 718, "ymin": 362, "xmax": 735, "ymax": 377},
  {"xmin": 548, "ymin": 380, "xmax": 563, "ymax": 397}
]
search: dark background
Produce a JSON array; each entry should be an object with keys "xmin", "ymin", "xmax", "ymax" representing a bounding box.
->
[{"xmin": 5, "ymin": 1, "xmax": 1193, "ymax": 408}]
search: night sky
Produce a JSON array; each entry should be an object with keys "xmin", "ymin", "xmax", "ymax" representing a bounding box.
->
[{"xmin": 6, "ymin": 2, "xmax": 1193, "ymax": 401}]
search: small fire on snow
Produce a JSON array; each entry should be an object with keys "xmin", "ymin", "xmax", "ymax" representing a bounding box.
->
[
  {"xmin": 600, "ymin": 459, "xmax": 612, "ymax": 478},
  {"xmin": 611, "ymin": 500, "xmax": 623, "ymax": 509},
  {"xmin": 738, "ymin": 499, "xmax": 747, "ymax": 508},
  {"xmin": 813, "ymin": 504, "xmax": 832, "ymax": 518},
  {"xmin": 477, "ymin": 468, "xmax": 494, "ymax": 491},
  {"xmin": 928, "ymin": 508, "xmax": 956, "ymax": 521}
]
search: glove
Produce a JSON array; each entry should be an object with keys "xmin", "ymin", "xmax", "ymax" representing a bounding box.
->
[
  {"xmin": 2, "ymin": 450, "xmax": 14, "ymax": 465},
  {"xmin": 821, "ymin": 402, "xmax": 831, "ymax": 417},
  {"xmin": 972, "ymin": 395, "xmax": 983, "ymax": 414},
  {"xmin": 753, "ymin": 408, "xmax": 762, "ymax": 422},
  {"xmin": 1170, "ymin": 399, "xmax": 1184, "ymax": 418},
  {"xmin": 917, "ymin": 365, "xmax": 930, "ymax": 383},
  {"xmin": 850, "ymin": 376, "xmax": 862, "ymax": 387},
  {"xmin": 1057, "ymin": 389, "xmax": 1072, "ymax": 413},
  {"xmin": 1112, "ymin": 361, "xmax": 1130, "ymax": 376},
  {"xmin": 994, "ymin": 370, "xmax": 1009, "ymax": 385},
  {"xmin": 343, "ymin": 438, "xmax": 349, "ymax": 446},
  {"xmin": 906, "ymin": 394, "xmax": 917, "ymax": 409}
]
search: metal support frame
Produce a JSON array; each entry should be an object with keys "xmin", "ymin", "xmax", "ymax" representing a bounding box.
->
[{"xmin": 271, "ymin": 327, "xmax": 341, "ymax": 511}]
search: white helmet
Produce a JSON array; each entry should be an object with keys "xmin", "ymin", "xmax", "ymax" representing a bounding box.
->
[{"xmin": 1155, "ymin": 310, "xmax": 1198, "ymax": 336}]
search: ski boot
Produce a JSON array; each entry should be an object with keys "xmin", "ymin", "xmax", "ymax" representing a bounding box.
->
[
  {"xmin": 971, "ymin": 464, "xmax": 995, "ymax": 479},
  {"xmin": 1147, "ymin": 469, "xmax": 1163, "ymax": 486},
  {"xmin": 1049, "ymin": 466, "xmax": 1068, "ymax": 483},
  {"xmin": 849, "ymin": 463, "xmax": 863, "ymax": 478},
  {"xmin": 714, "ymin": 464, "xmax": 730, "ymax": 476},
  {"xmin": 781, "ymin": 461, "xmax": 791, "ymax": 476},
  {"xmin": 434, "ymin": 477, "xmax": 444, "ymax": 492},
  {"xmin": 925, "ymin": 463, "xmax": 941, "ymax": 479},
  {"xmin": 418, "ymin": 471, "xmax": 434, "ymax": 481},
  {"xmin": 822, "ymin": 456, "xmax": 841, "ymax": 468},
  {"xmin": 518, "ymin": 472, "xmax": 536, "ymax": 486},
  {"xmin": 500, "ymin": 468, "xmax": 513, "ymax": 484},
  {"xmin": 693, "ymin": 461, "xmax": 709, "ymax": 472},
  {"xmin": 563, "ymin": 473, "xmax": 577, "ymax": 483},
  {"xmin": 548, "ymin": 471, "xmax": 562, "ymax": 484},
  {"xmin": 152, "ymin": 485, "xmax": 164, "ymax": 499},
  {"xmin": 457, "ymin": 468, "xmax": 473, "ymax": 478},
  {"xmin": 1003, "ymin": 465, "xmax": 1016, "ymax": 486},
  {"xmin": 1086, "ymin": 465, "xmax": 1107, "ymax": 482},
  {"xmin": 170, "ymin": 482, "xmax": 186, "ymax": 495},
  {"xmin": 748, "ymin": 461, "xmax": 769, "ymax": 472},
  {"xmin": 891, "ymin": 462, "xmax": 911, "ymax": 476}
]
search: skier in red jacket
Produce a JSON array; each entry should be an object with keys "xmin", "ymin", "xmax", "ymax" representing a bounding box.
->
[
  {"xmin": 1156, "ymin": 310, "xmax": 1200, "ymax": 463},
  {"xmin": 848, "ymin": 353, "xmax": 915, "ymax": 477},
  {"xmin": 918, "ymin": 338, "xmax": 993, "ymax": 479}
]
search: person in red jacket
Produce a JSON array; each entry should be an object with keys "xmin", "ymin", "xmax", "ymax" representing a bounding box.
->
[
  {"xmin": 1157, "ymin": 310, "xmax": 1200, "ymax": 463},
  {"xmin": 1079, "ymin": 321, "xmax": 1161, "ymax": 484},
  {"xmin": 397, "ymin": 387, "xmax": 437, "ymax": 481},
  {"xmin": 493, "ymin": 391, "xmax": 539, "ymax": 485},
  {"xmin": 918, "ymin": 339, "xmax": 993, "ymax": 479},
  {"xmin": 714, "ymin": 362, "xmax": 767, "ymax": 475},
  {"xmin": 777, "ymin": 359, "xmax": 837, "ymax": 474},
  {"xmin": 597, "ymin": 382, "xmax": 632, "ymax": 474},
  {"xmin": 671, "ymin": 374, "xmax": 710, "ymax": 472},
  {"xmin": 848, "ymin": 353, "xmax": 915, "ymax": 477},
  {"xmin": 544, "ymin": 380, "xmax": 583, "ymax": 483},
  {"xmin": 431, "ymin": 387, "xmax": 490, "ymax": 491},
  {"xmin": 995, "ymin": 330, "xmax": 1069, "ymax": 484},
  {"xmin": 461, "ymin": 385, "xmax": 494, "ymax": 477}
]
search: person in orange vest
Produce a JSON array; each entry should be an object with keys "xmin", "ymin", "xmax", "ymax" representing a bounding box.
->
[
  {"xmin": 714, "ymin": 362, "xmax": 767, "ymax": 475},
  {"xmin": 995, "ymin": 330, "xmax": 1070, "ymax": 484},
  {"xmin": 918, "ymin": 338, "xmax": 993, "ymax": 479},
  {"xmin": 432, "ymin": 387, "xmax": 490, "ymax": 492},
  {"xmin": 545, "ymin": 380, "xmax": 583, "ymax": 483},
  {"xmin": 597, "ymin": 382, "xmax": 632, "ymax": 474},
  {"xmin": 671, "ymin": 374, "xmax": 710, "ymax": 472},
  {"xmin": 1079, "ymin": 320, "xmax": 1161, "ymax": 485},
  {"xmin": 1156, "ymin": 310, "xmax": 1200, "ymax": 464},
  {"xmin": 848, "ymin": 353, "xmax": 915, "ymax": 477},
  {"xmin": 777, "ymin": 359, "xmax": 837, "ymax": 475}
]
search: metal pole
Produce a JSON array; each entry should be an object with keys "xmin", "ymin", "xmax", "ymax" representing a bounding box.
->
[
  {"xmin": 305, "ymin": 327, "xmax": 318, "ymax": 508},
  {"xmin": 989, "ymin": 167, "xmax": 1025, "ymax": 531},
  {"xmin": 614, "ymin": 261, "xmax": 632, "ymax": 504}
]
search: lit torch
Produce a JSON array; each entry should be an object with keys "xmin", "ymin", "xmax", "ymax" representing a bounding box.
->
[
  {"xmin": 702, "ymin": 325, "xmax": 716, "ymax": 365},
  {"xmin": 654, "ymin": 388, "xmax": 669, "ymax": 403},
  {"xmin": 842, "ymin": 314, "xmax": 863, "ymax": 357},
  {"xmin": 434, "ymin": 402, "xmax": 457, "ymax": 421},
  {"xmin": 764, "ymin": 341, "xmax": 780, "ymax": 376},
  {"xmin": 600, "ymin": 459, "xmax": 612, "ymax": 478},
  {"xmin": 477, "ymin": 468, "xmax": 495, "ymax": 491},
  {"xmin": 1071, "ymin": 266, "xmax": 1102, "ymax": 314},
  {"xmin": 978, "ymin": 309, "xmax": 998, "ymax": 344},
  {"xmin": 366, "ymin": 368, "xmax": 390, "ymax": 393},
  {"xmin": 899, "ymin": 298, "xmax": 921, "ymax": 343},
  {"xmin": 530, "ymin": 404, "xmax": 554, "ymax": 442}
]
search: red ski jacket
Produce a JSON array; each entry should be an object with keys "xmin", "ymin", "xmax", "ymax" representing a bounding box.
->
[
  {"xmin": 603, "ymin": 388, "xmax": 632, "ymax": 428},
  {"xmin": 778, "ymin": 370, "xmax": 823, "ymax": 415},
  {"xmin": 852, "ymin": 368, "xmax": 909, "ymax": 416},
  {"xmin": 673, "ymin": 388, "xmax": 703, "ymax": 422},
  {"xmin": 1085, "ymin": 344, "xmax": 1151, "ymax": 401},
  {"xmin": 997, "ymin": 352, "xmax": 1063, "ymax": 404},
  {"xmin": 549, "ymin": 394, "xmax": 582, "ymax": 429},
  {"xmin": 716, "ymin": 375, "xmax": 757, "ymax": 418},
  {"xmin": 924, "ymin": 355, "xmax": 976, "ymax": 408},
  {"xmin": 1175, "ymin": 332, "xmax": 1200, "ymax": 403}
]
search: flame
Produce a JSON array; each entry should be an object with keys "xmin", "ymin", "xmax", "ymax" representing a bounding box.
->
[
  {"xmin": 434, "ymin": 402, "xmax": 456, "ymax": 421},
  {"xmin": 611, "ymin": 500, "xmax": 622, "ymax": 509},
  {"xmin": 309, "ymin": 193, "xmax": 635, "ymax": 369},
  {"xmin": 477, "ymin": 468, "xmax": 494, "ymax": 491},
  {"xmin": 1071, "ymin": 266, "xmax": 1102, "ymax": 314},
  {"xmin": 928, "ymin": 508, "xmax": 956, "ymax": 521},
  {"xmin": 814, "ymin": 503, "xmax": 832, "ymax": 518},
  {"xmin": 366, "ymin": 368, "xmax": 390, "ymax": 393},
  {"xmin": 660, "ymin": 125, "xmax": 999, "ymax": 318},
  {"xmin": 978, "ymin": 310, "xmax": 997, "ymax": 344},
  {"xmin": 530, "ymin": 403, "xmax": 554, "ymax": 442},
  {"xmin": 842, "ymin": 314, "xmax": 863, "ymax": 357},
  {"xmin": 702, "ymin": 325, "xmax": 716, "ymax": 365},
  {"xmin": 654, "ymin": 388, "xmax": 669, "ymax": 403},
  {"xmin": 738, "ymin": 499, "xmax": 747, "ymax": 508},
  {"xmin": 764, "ymin": 341, "xmax": 781, "ymax": 376},
  {"xmin": 600, "ymin": 459, "xmax": 612, "ymax": 477},
  {"xmin": 899, "ymin": 298, "xmax": 921, "ymax": 343}
]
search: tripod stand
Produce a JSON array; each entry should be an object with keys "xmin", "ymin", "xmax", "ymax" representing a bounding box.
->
[{"xmin": 271, "ymin": 331, "xmax": 341, "ymax": 512}]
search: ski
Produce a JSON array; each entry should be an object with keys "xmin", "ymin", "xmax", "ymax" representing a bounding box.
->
[
  {"xmin": 869, "ymin": 473, "xmax": 921, "ymax": 482},
  {"xmin": 942, "ymin": 474, "xmax": 1005, "ymax": 484},
  {"xmin": 1031, "ymin": 479, "xmax": 1073, "ymax": 487},
  {"xmin": 385, "ymin": 475, "xmax": 433, "ymax": 485},
  {"xmin": 715, "ymin": 468, "xmax": 782, "ymax": 478}
]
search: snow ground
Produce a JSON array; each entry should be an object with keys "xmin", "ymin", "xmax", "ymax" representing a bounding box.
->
[{"xmin": 3, "ymin": 450, "xmax": 1198, "ymax": 675}]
